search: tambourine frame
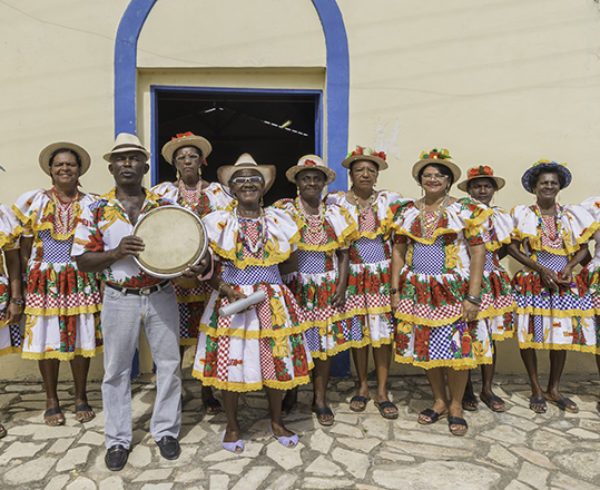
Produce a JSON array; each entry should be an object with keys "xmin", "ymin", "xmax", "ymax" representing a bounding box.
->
[{"xmin": 132, "ymin": 205, "xmax": 208, "ymax": 279}]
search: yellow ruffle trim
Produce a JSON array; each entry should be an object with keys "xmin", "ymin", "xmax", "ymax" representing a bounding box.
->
[
  {"xmin": 191, "ymin": 369, "xmax": 314, "ymax": 392},
  {"xmin": 12, "ymin": 202, "xmax": 81, "ymax": 241},
  {"xmin": 484, "ymin": 235, "xmax": 512, "ymax": 252},
  {"xmin": 517, "ymin": 341, "xmax": 597, "ymax": 353},
  {"xmin": 297, "ymin": 224, "xmax": 359, "ymax": 252},
  {"xmin": 21, "ymin": 346, "xmax": 103, "ymax": 360},
  {"xmin": 210, "ymin": 228, "xmax": 301, "ymax": 270},
  {"xmin": 395, "ymin": 207, "xmax": 493, "ymax": 245},
  {"xmin": 394, "ymin": 311, "xmax": 463, "ymax": 328},
  {"xmin": 514, "ymin": 307, "xmax": 596, "ymax": 318},
  {"xmin": 477, "ymin": 304, "xmax": 516, "ymax": 320},
  {"xmin": 0, "ymin": 225, "xmax": 23, "ymax": 251},
  {"xmin": 305, "ymin": 307, "xmax": 368, "ymax": 331},
  {"xmin": 197, "ymin": 321, "xmax": 311, "ymax": 340},
  {"xmin": 25, "ymin": 305, "xmax": 102, "ymax": 316},
  {"xmin": 513, "ymin": 220, "xmax": 599, "ymax": 256},
  {"xmin": 309, "ymin": 335, "xmax": 393, "ymax": 359},
  {"xmin": 0, "ymin": 345, "xmax": 21, "ymax": 357},
  {"xmin": 491, "ymin": 330, "xmax": 515, "ymax": 342},
  {"xmin": 394, "ymin": 355, "xmax": 493, "ymax": 370}
]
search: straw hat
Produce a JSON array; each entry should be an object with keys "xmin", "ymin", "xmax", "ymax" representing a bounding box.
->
[
  {"xmin": 103, "ymin": 133, "xmax": 151, "ymax": 162},
  {"xmin": 285, "ymin": 154, "xmax": 336, "ymax": 184},
  {"xmin": 161, "ymin": 132, "xmax": 212, "ymax": 165},
  {"xmin": 217, "ymin": 153, "xmax": 276, "ymax": 192},
  {"xmin": 521, "ymin": 159, "xmax": 572, "ymax": 193},
  {"xmin": 341, "ymin": 146, "xmax": 388, "ymax": 170},
  {"xmin": 457, "ymin": 165, "xmax": 506, "ymax": 192},
  {"xmin": 412, "ymin": 148, "xmax": 461, "ymax": 183},
  {"xmin": 38, "ymin": 142, "xmax": 91, "ymax": 176}
]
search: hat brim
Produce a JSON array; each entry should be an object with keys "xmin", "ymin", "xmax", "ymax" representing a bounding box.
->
[
  {"xmin": 341, "ymin": 154, "xmax": 388, "ymax": 171},
  {"xmin": 161, "ymin": 136, "xmax": 212, "ymax": 165},
  {"xmin": 217, "ymin": 164, "xmax": 276, "ymax": 194},
  {"xmin": 412, "ymin": 159, "xmax": 461, "ymax": 184},
  {"xmin": 103, "ymin": 146, "xmax": 151, "ymax": 162},
  {"xmin": 521, "ymin": 163, "xmax": 572, "ymax": 193},
  {"xmin": 285, "ymin": 165, "xmax": 336, "ymax": 185},
  {"xmin": 457, "ymin": 175, "xmax": 506, "ymax": 192},
  {"xmin": 39, "ymin": 142, "xmax": 91, "ymax": 176}
]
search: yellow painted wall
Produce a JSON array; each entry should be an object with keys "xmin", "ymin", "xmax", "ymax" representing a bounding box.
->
[{"xmin": 1, "ymin": 0, "xmax": 599, "ymax": 380}]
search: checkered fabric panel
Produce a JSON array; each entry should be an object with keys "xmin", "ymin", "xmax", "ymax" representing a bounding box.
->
[
  {"xmin": 428, "ymin": 324, "xmax": 453, "ymax": 360},
  {"xmin": 222, "ymin": 263, "xmax": 282, "ymax": 285},
  {"xmin": 350, "ymin": 315, "xmax": 365, "ymax": 340},
  {"xmin": 536, "ymin": 251, "xmax": 568, "ymax": 272},
  {"xmin": 40, "ymin": 230, "xmax": 73, "ymax": 263},
  {"xmin": 178, "ymin": 303, "xmax": 191, "ymax": 337},
  {"xmin": 260, "ymin": 337, "xmax": 277, "ymax": 380},
  {"xmin": 9, "ymin": 324, "xmax": 21, "ymax": 347},
  {"xmin": 358, "ymin": 206, "xmax": 377, "ymax": 233},
  {"xmin": 216, "ymin": 336, "xmax": 230, "ymax": 380},
  {"xmin": 304, "ymin": 327, "xmax": 322, "ymax": 352},
  {"xmin": 484, "ymin": 250, "xmax": 496, "ymax": 272},
  {"xmin": 532, "ymin": 315, "xmax": 544, "ymax": 343},
  {"xmin": 353, "ymin": 237, "xmax": 386, "ymax": 264},
  {"xmin": 515, "ymin": 290, "xmax": 590, "ymax": 311},
  {"xmin": 411, "ymin": 240, "xmax": 445, "ymax": 274},
  {"xmin": 297, "ymin": 250, "xmax": 327, "ymax": 274}
]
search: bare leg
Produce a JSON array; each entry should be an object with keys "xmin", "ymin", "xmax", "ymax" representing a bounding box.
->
[
  {"xmin": 418, "ymin": 367, "xmax": 448, "ymax": 423},
  {"xmin": 520, "ymin": 348, "xmax": 546, "ymax": 412},
  {"xmin": 596, "ymin": 355, "xmax": 600, "ymax": 411},
  {"xmin": 70, "ymin": 355, "xmax": 94, "ymax": 422},
  {"xmin": 265, "ymin": 387, "xmax": 294, "ymax": 439},
  {"xmin": 222, "ymin": 391, "xmax": 241, "ymax": 443},
  {"xmin": 462, "ymin": 371, "xmax": 478, "ymax": 410},
  {"xmin": 39, "ymin": 359, "xmax": 64, "ymax": 425},
  {"xmin": 372, "ymin": 344, "xmax": 397, "ymax": 417},
  {"xmin": 312, "ymin": 358, "xmax": 334, "ymax": 424},
  {"xmin": 480, "ymin": 343, "xmax": 505, "ymax": 411},
  {"xmin": 543, "ymin": 350, "xmax": 577, "ymax": 411},
  {"xmin": 447, "ymin": 368, "xmax": 469, "ymax": 434},
  {"xmin": 350, "ymin": 346, "xmax": 370, "ymax": 411}
]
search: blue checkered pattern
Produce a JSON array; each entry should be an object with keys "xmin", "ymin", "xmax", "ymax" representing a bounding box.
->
[
  {"xmin": 350, "ymin": 315, "xmax": 365, "ymax": 340},
  {"xmin": 536, "ymin": 251, "xmax": 568, "ymax": 272},
  {"xmin": 532, "ymin": 315, "xmax": 544, "ymax": 343},
  {"xmin": 411, "ymin": 239, "xmax": 445, "ymax": 274},
  {"xmin": 222, "ymin": 263, "xmax": 282, "ymax": 285},
  {"xmin": 353, "ymin": 237, "xmax": 386, "ymax": 264},
  {"xmin": 428, "ymin": 324, "xmax": 453, "ymax": 360},
  {"xmin": 484, "ymin": 251, "xmax": 495, "ymax": 272},
  {"xmin": 9, "ymin": 324, "xmax": 21, "ymax": 347},
  {"xmin": 40, "ymin": 230, "xmax": 73, "ymax": 263},
  {"xmin": 297, "ymin": 250, "xmax": 327, "ymax": 274}
]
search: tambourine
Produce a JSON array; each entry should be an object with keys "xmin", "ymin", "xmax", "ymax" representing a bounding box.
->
[{"xmin": 133, "ymin": 205, "xmax": 208, "ymax": 279}]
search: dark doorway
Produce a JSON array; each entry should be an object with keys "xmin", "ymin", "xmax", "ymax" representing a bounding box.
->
[{"xmin": 152, "ymin": 87, "xmax": 321, "ymax": 205}]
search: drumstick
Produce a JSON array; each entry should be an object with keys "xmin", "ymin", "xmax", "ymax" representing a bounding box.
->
[{"xmin": 220, "ymin": 290, "xmax": 267, "ymax": 317}]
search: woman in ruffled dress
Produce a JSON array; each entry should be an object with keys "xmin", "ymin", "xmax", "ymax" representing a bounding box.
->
[
  {"xmin": 152, "ymin": 132, "xmax": 232, "ymax": 414},
  {"xmin": 391, "ymin": 149, "xmax": 490, "ymax": 436},
  {"xmin": 14, "ymin": 142, "xmax": 102, "ymax": 425},
  {"xmin": 0, "ymin": 203, "xmax": 24, "ymax": 438},
  {"xmin": 508, "ymin": 160, "xmax": 597, "ymax": 414},
  {"xmin": 458, "ymin": 166, "xmax": 516, "ymax": 413},
  {"xmin": 274, "ymin": 155, "xmax": 358, "ymax": 426},
  {"xmin": 192, "ymin": 154, "xmax": 312, "ymax": 452},
  {"xmin": 325, "ymin": 146, "xmax": 404, "ymax": 420}
]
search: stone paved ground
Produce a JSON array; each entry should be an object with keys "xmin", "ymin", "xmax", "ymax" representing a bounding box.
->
[{"xmin": 1, "ymin": 374, "xmax": 600, "ymax": 489}]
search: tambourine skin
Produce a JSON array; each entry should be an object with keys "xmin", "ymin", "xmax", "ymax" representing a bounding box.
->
[{"xmin": 132, "ymin": 205, "xmax": 208, "ymax": 279}]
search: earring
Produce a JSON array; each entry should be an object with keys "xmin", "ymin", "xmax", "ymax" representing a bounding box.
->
[
  {"xmin": 297, "ymin": 187, "xmax": 300, "ymax": 196},
  {"xmin": 198, "ymin": 168, "xmax": 202, "ymax": 178},
  {"xmin": 176, "ymin": 170, "xmax": 181, "ymax": 181},
  {"xmin": 260, "ymin": 197, "xmax": 264, "ymax": 207}
]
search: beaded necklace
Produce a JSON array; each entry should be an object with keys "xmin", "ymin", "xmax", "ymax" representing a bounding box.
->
[
  {"xmin": 296, "ymin": 197, "xmax": 327, "ymax": 245},
  {"xmin": 235, "ymin": 206, "xmax": 266, "ymax": 255},
  {"xmin": 417, "ymin": 195, "xmax": 449, "ymax": 239},
  {"xmin": 51, "ymin": 187, "xmax": 79, "ymax": 235},
  {"xmin": 178, "ymin": 179, "xmax": 202, "ymax": 207},
  {"xmin": 351, "ymin": 187, "xmax": 376, "ymax": 215},
  {"xmin": 533, "ymin": 203, "xmax": 563, "ymax": 248}
]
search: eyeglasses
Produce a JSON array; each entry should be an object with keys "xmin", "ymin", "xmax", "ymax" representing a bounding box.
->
[
  {"xmin": 174, "ymin": 154, "xmax": 201, "ymax": 163},
  {"xmin": 230, "ymin": 176, "xmax": 264, "ymax": 185},
  {"xmin": 421, "ymin": 173, "xmax": 448, "ymax": 181}
]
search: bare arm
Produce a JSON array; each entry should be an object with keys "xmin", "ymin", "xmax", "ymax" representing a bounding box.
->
[
  {"xmin": 331, "ymin": 248, "xmax": 350, "ymax": 308},
  {"xmin": 463, "ymin": 242, "xmax": 485, "ymax": 321},
  {"xmin": 390, "ymin": 240, "xmax": 407, "ymax": 310},
  {"xmin": 507, "ymin": 238, "xmax": 561, "ymax": 291},
  {"xmin": 278, "ymin": 250, "xmax": 298, "ymax": 277},
  {"xmin": 208, "ymin": 263, "xmax": 246, "ymax": 304},
  {"xmin": 559, "ymin": 244, "xmax": 589, "ymax": 285},
  {"xmin": 5, "ymin": 249, "xmax": 23, "ymax": 324}
]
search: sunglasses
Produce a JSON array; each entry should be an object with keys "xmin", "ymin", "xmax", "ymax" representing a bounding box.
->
[{"xmin": 230, "ymin": 175, "xmax": 264, "ymax": 185}]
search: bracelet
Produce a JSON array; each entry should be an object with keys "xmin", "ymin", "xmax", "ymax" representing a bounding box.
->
[
  {"xmin": 390, "ymin": 288, "xmax": 399, "ymax": 295},
  {"xmin": 10, "ymin": 298, "xmax": 24, "ymax": 305},
  {"xmin": 464, "ymin": 294, "xmax": 482, "ymax": 305},
  {"xmin": 217, "ymin": 282, "xmax": 228, "ymax": 297}
]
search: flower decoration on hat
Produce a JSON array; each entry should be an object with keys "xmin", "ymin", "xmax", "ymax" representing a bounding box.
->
[
  {"xmin": 171, "ymin": 132, "xmax": 208, "ymax": 166},
  {"xmin": 346, "ymin": 146, "xmax": 387, "ymax": 161},
  {"xmin": 467, "ymin": 165, "xmax": 494, "ymax": 179},
  {"xmin": 533, "ymin": 159, "xmax": 567, "ymax": 168},
  {"xmin": 419, "ymin": 148, "xmax": 451, "ymax": 161},
  {"xmin": 304, "ymin": 159, "xmax": 318, "ymax": 167}
]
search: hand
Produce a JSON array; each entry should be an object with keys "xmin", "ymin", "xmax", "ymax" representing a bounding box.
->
[
  {"xmin": 331, "ymin": 283, "xmax": 347, "ymax": 309},
  {"xmin": 115, "ymin": 236, "xmax": 145, "ymax": 259},
  {"xmin": 226, "ymin": 288, "xmax": 247, "ymax": 306},
  {"xmin": 461, "ymin": 299, "xmax": 479, "ymax": 322},
  {"xmin": 6, "ymin": 301, "xmax": 23, "ymax": 324},
  {"xmin": 183, "ymin": 254, "xmax": 211, "ymax": 278},
  {"xmin": 557, "ymin": 265, "xmax": 573, "ymax": 286},
  {"xmin": 539, "ymin": 266, "xmax": 561, "ymax": 291}
]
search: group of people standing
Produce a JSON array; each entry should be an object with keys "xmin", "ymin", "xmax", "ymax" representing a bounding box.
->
[{"xmin": 1, "ymin": 132, "xmax": 600, "ymax": 471}]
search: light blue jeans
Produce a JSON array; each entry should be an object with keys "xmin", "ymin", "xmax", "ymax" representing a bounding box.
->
[{"xmin": 101, "ymin": 283, "xmax": 181, "ymax": 449}]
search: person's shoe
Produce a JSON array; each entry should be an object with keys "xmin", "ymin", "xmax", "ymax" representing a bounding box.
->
[
  {"xmin": 156, "ymin": 436, "xmax": 181, "ymax": 460},
  {"xmin": 105, "ymin": 445, "xmax": 129, "ymax": 471}
]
